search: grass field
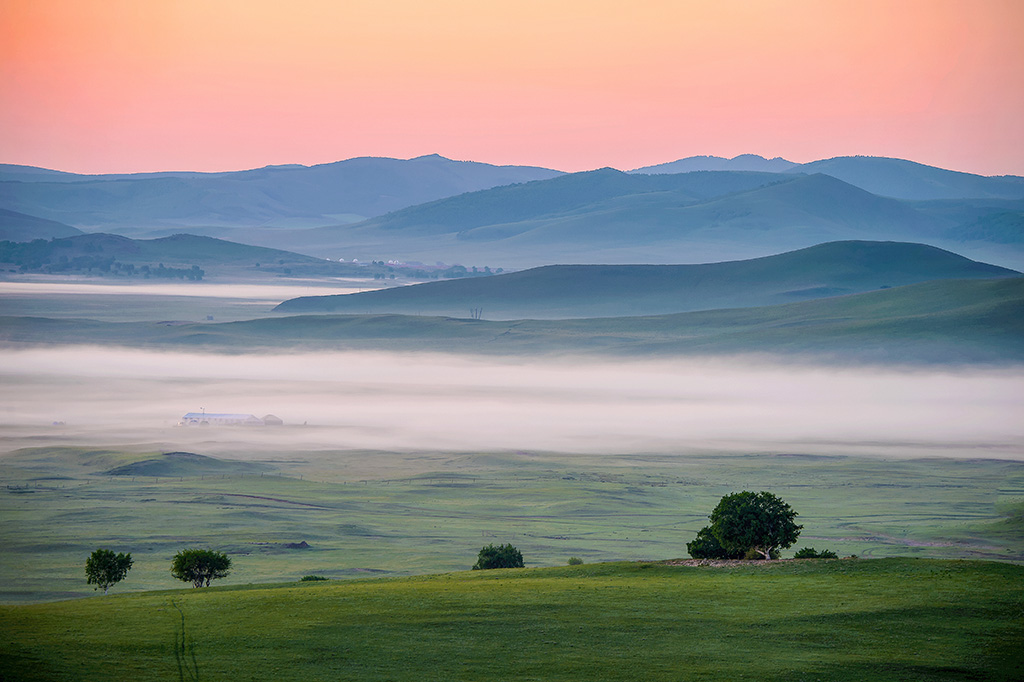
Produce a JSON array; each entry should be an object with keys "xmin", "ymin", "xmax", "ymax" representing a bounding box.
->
[
  {"xmin": 2, "ymin": 446, "xmax": 1022, "ymax": 604},
  {"xmin": 1, "ymin": 559, "xmax": 1022, "ymax": 681}
]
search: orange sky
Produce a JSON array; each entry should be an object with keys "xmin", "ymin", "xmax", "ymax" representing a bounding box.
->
[{"xmin": 1, "ymin": 0, "xmax": 1022, "ymax": 175}]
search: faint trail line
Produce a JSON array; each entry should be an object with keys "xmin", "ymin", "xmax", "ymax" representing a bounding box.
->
[
  {"xmin": 217, "ymin": 493, "xmax": 336, "ymax": 509},
  {"xmin": 171, "ymin": 599, "xmax": 199, "ymax": 682}
]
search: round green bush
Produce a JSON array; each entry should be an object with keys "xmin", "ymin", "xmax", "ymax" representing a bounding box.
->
[{"xmin": 472, "ymin": 543, "xmax": 524, "ymax": 570}]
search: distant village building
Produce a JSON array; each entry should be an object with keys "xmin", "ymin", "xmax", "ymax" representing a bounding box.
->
[{"xmin": 180, "ymin": 412, "xmax": 266, "ymax": 427}]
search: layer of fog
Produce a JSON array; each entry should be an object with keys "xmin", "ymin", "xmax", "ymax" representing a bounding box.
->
[
  {"xmin": 0, "ymin": 280, "xmax": 377, "ymax": 300},
  {"xmin": 1, "ymin": 348, "xmax": 1022, "ymax": 460}
]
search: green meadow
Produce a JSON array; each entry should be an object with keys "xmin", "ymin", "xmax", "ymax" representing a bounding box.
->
[
  {"xmin": 2, "ymin": 559, "xmax": 1022, "ymax": 681},
  {"xmin": 2, "ymin": 446, "xmax": 1022, "ymax": 604}
]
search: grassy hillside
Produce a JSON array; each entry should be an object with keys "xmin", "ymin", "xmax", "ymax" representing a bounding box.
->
[
  {"xmin": 3, "ymin": 276, "xmax": 1019, "ymax": 363},
  {"xmin": 1, "ymin": 559, "xmax": 1021, "ymax": 681},
  {"xmin": 274, "ymin": 241, "xmax": 1019, "ymax": 318},
  {"xmin": 102, "ymin": 451, "xmax": 271, "ymax": 477}
]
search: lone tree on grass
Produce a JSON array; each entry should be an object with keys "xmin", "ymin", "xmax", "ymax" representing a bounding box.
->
[
  {"xmin": 171, "ymin": 549, "xmax": 232, "ymax": 587},
  {"xmin": 689, "ymin": 491, "xmax": 802, "ymax": 561},
  {"xmin": 472, "ymin": 543, "xmax": 524, "ymax": 570},
  {"xmin": 85, "ymin": 548, "xmax": 133, "ymax": 595}
]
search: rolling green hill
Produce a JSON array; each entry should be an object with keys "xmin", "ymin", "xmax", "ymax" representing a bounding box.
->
[
  {"xmin": 102, "ymin": 452, "xmax": 271, "ymax": 478},
  {"xmin": 1, "ymin": 559, "xmax": 1021, "ymax": 681},
  {"xmin": 274, "ymin": 241, "xmax": 1018, "ymax": 319},
  {"xmin": 3, "ymin": 277, "xmax": 1022, "ymax": 363}
]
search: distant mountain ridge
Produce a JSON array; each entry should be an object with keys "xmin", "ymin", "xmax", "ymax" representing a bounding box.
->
[
  {"xmin": 261, "ymin": 169, "xmax": 1022, "ymax": 270},
  {"xmin": 0, "ymin": 155, "xmax": 563, "ymax": 232},
  {"xmin": 632, "ymin": 154, "xmax": 1024, "ymax": 201},
  {"xmin": 3, "ymin": 153, "xmax": 1023, "ymax": 270},
  {"xmin": 274, "ymin": 241, "xmax": 1018, "ymax": 319},
  {"xmin": 631, "ymin": 154, "xmax": 799, "ymax": 174}
]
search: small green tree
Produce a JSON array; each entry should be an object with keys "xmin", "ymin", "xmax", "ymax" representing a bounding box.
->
[
  {"xmin": 85, "ymin": 548, "xmax": 133, "ymax": 595},
  {"xmin": 472, "ymin": 543, "xmax": 524, "ymax": 570},
  {"xmin": 171, "ymin": 549, "xmax": 232, "ymax": 587},
  {"xmin": 706, "ymin": 491, "xmax": 802, "ymax": 561}
]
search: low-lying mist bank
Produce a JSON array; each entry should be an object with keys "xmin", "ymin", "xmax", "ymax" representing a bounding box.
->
[
  {"xmin": 3, "ymin": 276, "xmax": 1021, "ymax": 362},
  {"xmin": 2, "ymin": 348, "xmax": 1021, "ymax": 459}
]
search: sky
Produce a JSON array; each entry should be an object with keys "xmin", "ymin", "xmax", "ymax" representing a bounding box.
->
[{"xmin": 1, "ymin": 0, "xmax": 1022, "ymax": 176}]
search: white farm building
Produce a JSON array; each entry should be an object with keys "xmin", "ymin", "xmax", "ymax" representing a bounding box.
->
[{"xmin": 180, "ymin": 412, "xmax": 266, "ymax": 427}]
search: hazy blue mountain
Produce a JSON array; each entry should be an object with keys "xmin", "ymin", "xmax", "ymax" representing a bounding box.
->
[
  {"xmin": 6, "ymin": 277, "xmax": 1022, "ymax": 364},
  {"xmin": 273, "ymin": 172, "xmax": 964, "ymax": 266},
  {"xmin": 630, "ymin": 154, "xmax": 1024, "ymax": 201},
  {"xmin": 274, "ymin": 241, "xmax": 1017, "ymax": 319},
  {"xmin": 0, "ymin": 232, "xmax": 378, "ymax": 279},
  {"xmin": 0, "ymin": 155, "xmax": 563, "ymax": 231},
  {"xmin": 785, "ymin": 156, "xmax": 1024, "ymax": 200},
  {"xmin": 327, "ymin": 167, "xmax": 785, "ymax": 237},
  {"xmin": 0, "ymin": 164, "xmax": 83, "ymax": 183},
  {"xmin": 631, "ymin": 154, "xmax": 799, "ymax": 174},
  {"xmin": 4, "ymin": 153, "xmax": 1022, "ymax": 270},
  {"xmin": 0, "ymin": 208, "xmax": 84, "ymax": 241}
]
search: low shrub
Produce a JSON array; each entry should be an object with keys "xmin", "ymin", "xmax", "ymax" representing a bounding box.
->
[
  {"xmin": 567, "ymin": 557, "xmax": 583, "ymax": 566},
  {"xmin": 472, "ymin": 543, "xmax": 524, "ymax": 570},
  {"xmin": 300, "ymin": 575, "xmax": 329, "ymax": 581},
  {"xmin": 793, "ymin": 547, "xmax": 838, "ymax": 559}
]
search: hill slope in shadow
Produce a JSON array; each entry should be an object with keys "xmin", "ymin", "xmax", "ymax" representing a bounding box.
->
[{"xmin": 274, "ymin": 241, "xmax": 1018, "ymax": 319}]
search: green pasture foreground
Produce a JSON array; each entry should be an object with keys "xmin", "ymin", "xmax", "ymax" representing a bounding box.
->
[
  {"xmin": 1, "ymin": 559, "xmax": 1021, "ymax": 681},
  {"xmin": 2, "ymin": 448, "xmax": 1023, "ymax": 604}
]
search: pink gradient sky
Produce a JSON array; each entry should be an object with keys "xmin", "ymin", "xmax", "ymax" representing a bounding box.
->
[{"xmin": 1, "ymin": 0, "xmax": 1022, "ymax": 175}]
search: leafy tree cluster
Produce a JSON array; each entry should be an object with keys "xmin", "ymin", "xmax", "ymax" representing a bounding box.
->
[
  {"xmin": 472, "ymin": 543, "xmax": 524, "ymax": 570},
  {"xmin": 85, "ymin": 547, "xmax": 233, "ymax": 594},
  {"xmin": 440, "ymin": 264, "xmax": 500, "ymax": 279},
  {"xmin": 0, "ymin": 240, "xmax": 204, "ymax": 278},
  {"xmin": 85, "ymin": 549, "xmax": 134, "ymax": 595},
  {"xmin": 171, "ymin": 549, "xmax": 232, "ymax": 587},
  {"xmin": 688, "ymin": 491, "xmax": 802, "ymax": 561},
  {"xmin": 142, "ymin": 263, "xmax": 205, "ymax": 280}
]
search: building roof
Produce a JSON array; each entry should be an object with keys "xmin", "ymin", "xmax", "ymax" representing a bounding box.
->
[{"xmin": 181, "ymin": 413, "xmax": 261, "ymax": 421}]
